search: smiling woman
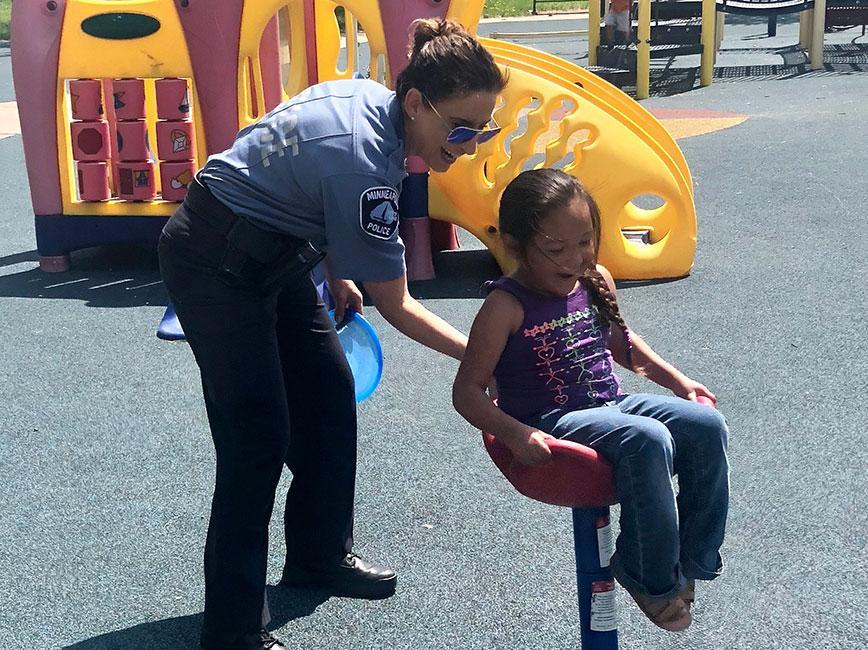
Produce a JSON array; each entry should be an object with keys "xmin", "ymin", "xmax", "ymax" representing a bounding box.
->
[{"xmin": 156, "ymin": 17, "xmax": 509, "ymax": 650}]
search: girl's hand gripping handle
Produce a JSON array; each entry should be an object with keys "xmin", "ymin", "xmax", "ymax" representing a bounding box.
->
[{"xmin": 503, "ymin": 429, "xmax": 555, "ymax": 466}]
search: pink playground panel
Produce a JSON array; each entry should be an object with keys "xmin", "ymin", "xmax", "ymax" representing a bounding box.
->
[
  {"xmin": 12, "ymin": 0, "xmax": 66, "ymax": 217},
  {"xmin": 381, "ymin": 1, "xmax": 463, "ymax": 273},
  {"xmin": 173, "ymin": 4, "xmax": 292, "ymax": 146},
  {"xmin": 380, "ymin": 0, "xmax": 450, "ymax": 80}
]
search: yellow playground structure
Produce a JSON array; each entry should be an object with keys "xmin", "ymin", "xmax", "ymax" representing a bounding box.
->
[{"xmin": 12, "ymin": 0, "xmax": 698, "ymax": 280}]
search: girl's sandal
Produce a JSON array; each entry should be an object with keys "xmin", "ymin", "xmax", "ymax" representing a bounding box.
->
[
  {"xmin": 679, "ymin": 579, "xmax": 696, "ymax": 611},
  {"xmin": 626, "ymin": 589, "xmax": 692, "ymax": 632}
]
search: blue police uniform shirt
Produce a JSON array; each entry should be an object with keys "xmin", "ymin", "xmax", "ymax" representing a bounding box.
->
[{"xmin": 199, "ymin": 79, "xmax": 407, "ymax": 282}]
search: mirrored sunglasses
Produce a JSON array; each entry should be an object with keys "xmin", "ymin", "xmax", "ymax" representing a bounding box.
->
[
  {"xmin": 422, "ymin": 92, "xmax": 501, "ymax": 145},
  {"xmin": 445, "ymin": 124, "xmax": 502, "ymax": 145}
]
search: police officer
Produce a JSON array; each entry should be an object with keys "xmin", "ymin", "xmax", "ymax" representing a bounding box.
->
[{"xmin": 158, "ymin": 18, "xmax": 508, "ymax": 650}]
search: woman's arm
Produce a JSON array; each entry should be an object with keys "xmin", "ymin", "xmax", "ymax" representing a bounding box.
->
[
  {"xmin": 452, "ymin": 290, "xmax": 553, "ymax": 465},
  {"xmin": 324, "ymin": 256, "xmax": 364, "ymax": 323},
  {"xmin": 363, "ymin": 274, "xmax": 467, "ymax": 360},
  {"xmin": 597, "ymin": 265, "xmax": 717, "ymax": 404}
]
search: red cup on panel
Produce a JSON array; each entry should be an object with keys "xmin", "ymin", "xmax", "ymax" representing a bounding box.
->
[
  {"xmin": 69, "ymin": 79, "xmax": 103, "ymax": 121},
  {"xmin": 156, "ymin": 120, "xmax": 195, "ymax": 161},
  {"xmin": 116, "ymin": 161, "xmax": 156, "ymax": 201},
  {"xmin": 155, "ymin": 77, "xmax": 191, "ymax": 120},
  {"xmin": 115, "ymin": 120, "xmax": 150, "ymax": 162},
  {"xmin": 159, "ymin": 160, "xmax": 196, "ymax": 202},
  {"xmin": 70, "ymin": 120, "xmax": 110, "ymax": 161},
  {"xmin": 112, "ymin": 78, "xmax": 146, "ymax": 121},
  {"xmin": 77, "ymin": 161, "xmax": 111, "ymax": 201}
]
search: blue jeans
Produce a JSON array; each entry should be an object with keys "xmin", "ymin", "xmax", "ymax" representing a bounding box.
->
[{"xmin": 532, "ymin": 393, "xmax": 729, "ymax": 600}]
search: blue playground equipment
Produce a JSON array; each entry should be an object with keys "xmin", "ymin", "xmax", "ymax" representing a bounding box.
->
[{"xmin": 156, "ymin": 303, "xmax": 185, "ymax": 341}]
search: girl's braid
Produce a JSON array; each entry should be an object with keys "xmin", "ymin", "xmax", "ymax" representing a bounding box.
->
[
  {"xmin": 582, "ymin": 269, "xmax": 626, "ymax": 330},
  {"xmin": 582, "ymin": 268, "xmax": 634, "ymax": 370}
]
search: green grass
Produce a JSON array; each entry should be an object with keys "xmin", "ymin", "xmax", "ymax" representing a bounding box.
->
[
  {"xmin": 0, "ymin": 0, "xmax": 10, "ymax": 42},
  {"xmin": 483, "ymin": 0, "xmax": 587, "ymax": 17}
]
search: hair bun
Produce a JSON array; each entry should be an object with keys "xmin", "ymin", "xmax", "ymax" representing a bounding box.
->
[
  {"xmin": 395, "ymin": 16, "xmax": 506, "ymax": 105},
  {"xmin": 409, "ymin": 17, "xmax": 465, "ymax": 58}
]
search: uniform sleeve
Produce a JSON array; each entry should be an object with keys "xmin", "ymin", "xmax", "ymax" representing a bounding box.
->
[{"xmin": 321, "ymin": 173, "xmax": 406, "ymax": 282}]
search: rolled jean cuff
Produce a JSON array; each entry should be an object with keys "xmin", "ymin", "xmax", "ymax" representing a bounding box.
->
[
  {"xmin": 610, "ymin": 551, "xmax": 686, "ymax": 601},
  {"xmin": 681, "ymin": 554, "xmax": 724, "ymax": 581}
]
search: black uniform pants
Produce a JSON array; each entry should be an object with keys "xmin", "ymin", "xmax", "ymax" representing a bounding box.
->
[{"xmin": 158, "ymin": 187, "xmax": 357, "ymax": 641}]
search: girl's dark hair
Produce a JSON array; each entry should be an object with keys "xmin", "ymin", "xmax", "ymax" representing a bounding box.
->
[
  {"xmin": 395, "ymin": 18, "xmax": 508, "ymax": 104},
  {"xmin": 499, "ymin": 169, "xmax": 631, "ymax": 361}
]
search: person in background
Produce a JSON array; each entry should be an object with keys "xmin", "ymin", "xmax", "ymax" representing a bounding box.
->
[{"xmin": 604, "ymin": 0, "xmax": 632, "ymax": 47}]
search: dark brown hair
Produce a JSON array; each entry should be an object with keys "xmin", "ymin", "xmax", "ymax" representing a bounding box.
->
[
  {"xmin": 499, "ymin": 169, "xmax": 633, "ymax": 367},
  {"xmin": 395, "ymin": 18, "xmax": 508, "ymax": 104}
]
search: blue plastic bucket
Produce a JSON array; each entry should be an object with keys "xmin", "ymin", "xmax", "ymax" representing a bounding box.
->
[{"xmin": 330, "ymin": 310, "xmax": 383, "ymax": 403}]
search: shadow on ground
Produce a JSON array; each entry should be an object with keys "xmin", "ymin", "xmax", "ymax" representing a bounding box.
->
[
  {"xmin": 721, "ymin": 13, "xmax": 802, "ymax": 27},
  {"xmin": 407, "ymin": 247, "xmax": 670, "ymax": 298},
  {"xmin": 407, "ymin": 248, "xmax": 503, "ymax": 300},
  {"xmin": 0, "ymin": 244, "xmax": 167, "ymax": 308},
  {"xmin": 62, "ymin": 586, "xmax": 330, "ymax": 650},
  {"xmin": 1, "ymin": 241, "xmax": 666, "ymax": 309},
  {"xmin": 0, "ymin": 245, "xmax": 499, "ymax": 307}
]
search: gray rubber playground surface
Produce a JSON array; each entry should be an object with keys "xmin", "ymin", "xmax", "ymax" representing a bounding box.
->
[{"xmin": 1, "ymin": 15, "xmax": 866, "ymax": 650}]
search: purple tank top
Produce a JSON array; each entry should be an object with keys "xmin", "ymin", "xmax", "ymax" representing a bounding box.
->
[{"xmin": 489, "ymin": 276, "xmax": 624, "ymax": 421}]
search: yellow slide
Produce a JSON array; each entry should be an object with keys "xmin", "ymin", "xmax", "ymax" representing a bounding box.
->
[
  {"xmin": 428, "ymin": 41, "xmax": 697, "ymax": 280},
  {"xmin": 480, "ymin": 38, "xmax": 693, "ymax": 196}
]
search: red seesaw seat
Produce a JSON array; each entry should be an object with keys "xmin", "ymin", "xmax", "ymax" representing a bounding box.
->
[
  {"xmin": 482, "ymin": 396, "xmax": 716, "ymax": 508},
  {"xmin": 482, "ymin": 432, "xmax": 617, "ymax": 508}
]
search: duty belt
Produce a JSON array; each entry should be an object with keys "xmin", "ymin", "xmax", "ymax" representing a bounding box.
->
[{"xmin": 184, "ymin": 178, "xmax": 325, "ymax": 279}]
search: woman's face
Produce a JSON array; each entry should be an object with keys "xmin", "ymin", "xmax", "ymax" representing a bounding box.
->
[{"xmin": 403, "ymin": 89, "xmax": 499, "ymax": 173}]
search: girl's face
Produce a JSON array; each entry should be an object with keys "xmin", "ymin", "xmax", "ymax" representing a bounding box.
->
[
  {"xmin": 515, "ymin": 196, "xmax": 597, "ymax": 297},
  {"xmin": 404, "ymin": 89, "xmax": 499, "ymax": 173}
]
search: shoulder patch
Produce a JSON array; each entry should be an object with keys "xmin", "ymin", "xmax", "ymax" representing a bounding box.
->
[{"xmin": 359, "ymin": 186, "xmax": 399, "ymax": 240}]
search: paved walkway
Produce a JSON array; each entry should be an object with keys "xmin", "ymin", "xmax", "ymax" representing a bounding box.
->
[
  {"xmin": 0, "ymin": 100, "xmax": 17, "ymax": 138},
  {"xmin": 1, "ymin": 14, "xmax": 866, "ymax": 650}
]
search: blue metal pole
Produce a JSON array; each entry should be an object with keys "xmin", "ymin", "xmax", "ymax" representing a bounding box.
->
[{"xmin": 572, "ymin": 507, "xmax": 619, "ymax": 650}]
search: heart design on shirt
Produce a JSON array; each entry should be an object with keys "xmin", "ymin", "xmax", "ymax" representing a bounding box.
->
[
  {"xmin": 554, "ymin": 394, "xmax": 569, "ymax": 405},
  {"xmin": 537, "ymin": 347, "xmax": 556, "ymax": 361}
]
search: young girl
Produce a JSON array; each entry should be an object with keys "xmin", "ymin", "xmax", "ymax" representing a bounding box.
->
[{"xmin": 452, "ymin": 169, "xmax": 729, "ymax": 632}]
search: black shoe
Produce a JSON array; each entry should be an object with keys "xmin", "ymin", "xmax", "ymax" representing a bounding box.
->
[
  {"xmin": 280, "ymin": 552, "xmax": 397, "ymax": 599},
  {"xmin": 201, "ymin": 628, "xmax": 286, "ymax": 650}
]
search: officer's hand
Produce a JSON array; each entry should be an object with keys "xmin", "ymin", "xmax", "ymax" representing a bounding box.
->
[{"xmin": 330, "ymin": 278, "xmax": 364, "ymax": 324}]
